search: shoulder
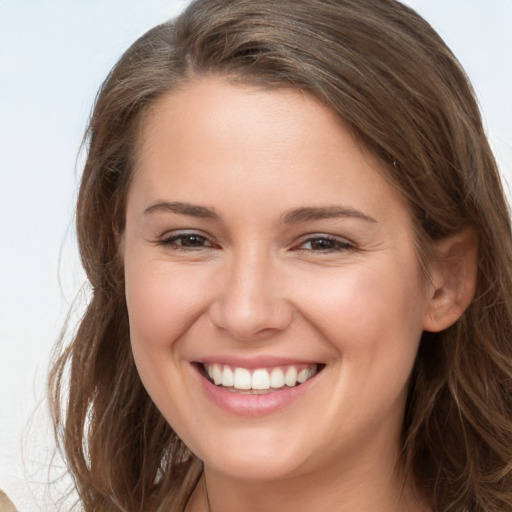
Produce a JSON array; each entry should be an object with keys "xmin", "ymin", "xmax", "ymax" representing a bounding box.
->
[{"xmin": 0, "ymin": 490, "xmax": 19, "ymax": 512}]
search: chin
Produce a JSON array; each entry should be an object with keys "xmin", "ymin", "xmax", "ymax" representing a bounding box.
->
[
  {"xmin": 192, "ymin": 429, "xmax": 309, "ymax": 481},
  {"xmin": 205, "ymin": 454, "xmax": 305, "ymax": 482}
]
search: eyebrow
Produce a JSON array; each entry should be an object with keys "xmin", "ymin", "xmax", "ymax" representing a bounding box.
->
[
  {"xmin": 144, "ymin": 201, "xmax": 220, "ymax": 220},
  {"xmin": 143, "ymin": 201, "xmax": 376, "ymax": 224},
  {"xmin": 282, "ymin": 206, "xmax": 377, "ymax": 224}
]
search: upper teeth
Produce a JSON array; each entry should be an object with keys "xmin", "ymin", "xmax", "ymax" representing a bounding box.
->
[{"xmin": 204, "ymin": 363, "xmax": 318, "ymax": 391}]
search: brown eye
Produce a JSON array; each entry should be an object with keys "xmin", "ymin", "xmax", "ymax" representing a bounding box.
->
[
  {"xmin": 176, "ymin": 234, "xmax": 209, "ymax": 247},
  {"xmin": 299, "ymin": 235, "xmax": 354, "ymax": 252},
  {"xmin": 160, "ymin": 232, "xmax": 214, "ymax": 249},
  {"xmin": 308, "ymin": 238, "xmax": 337, "ymax": 250}
]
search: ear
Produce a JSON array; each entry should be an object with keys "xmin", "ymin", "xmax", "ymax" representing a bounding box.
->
[{"xmin": 423, "ymin": 228, "xmax": 478, "ymax": 332}]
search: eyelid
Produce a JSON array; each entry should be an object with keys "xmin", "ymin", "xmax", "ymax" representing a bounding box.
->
[
  {"xmin": 293, "ymin": 233, "xmax": 357, "ymax": 252},
  {"xmin": 154, "ymin": 229, "xmax": 356, "ymax": 253},
  {"xmin": 157, "ymin": 229, "xmax": 218, "ymax": 249}
]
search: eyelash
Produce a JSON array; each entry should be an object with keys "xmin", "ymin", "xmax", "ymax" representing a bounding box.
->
[
  {"xmin": 158, "ymin": 232, "xmax": 356, "ymax": 253},
  {"xmin": 295, "ymin": 234, "xmax": 356, "ymax": 253},
  {"xmin": 158, "ymin": 232, "xmax": 215, "ymax": 250}
]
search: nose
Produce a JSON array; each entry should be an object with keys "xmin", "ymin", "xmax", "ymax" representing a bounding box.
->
[{"xmin": 209, "ymin": 250, "xmax": 293, "ymax": 341}]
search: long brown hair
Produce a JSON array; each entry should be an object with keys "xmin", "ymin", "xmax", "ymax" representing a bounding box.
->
[{"xmin": 49, "ymin": 1, "xmax": 512, "ymax": 510}]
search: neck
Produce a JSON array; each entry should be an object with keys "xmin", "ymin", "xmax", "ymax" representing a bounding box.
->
[{"xmin": 187, "ymin": 450, "xmax": 431, "ymax": 512}]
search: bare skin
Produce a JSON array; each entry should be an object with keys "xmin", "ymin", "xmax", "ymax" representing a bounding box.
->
[
  {"xmin": 124, "ymin": 78, "xmax": 475, "ymax": 512},
  {"xmin": 185, "ymin": 468, "xmax": 431, "ymax": 512}
]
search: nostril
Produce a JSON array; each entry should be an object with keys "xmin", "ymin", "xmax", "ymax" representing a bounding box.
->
[{"xmin": 208, "ymin": 295, "xmax": 294, "ymax": 341}]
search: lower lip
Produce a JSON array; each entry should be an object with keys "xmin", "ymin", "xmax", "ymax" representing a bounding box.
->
[{"xmin": 194, "ymin": 365, "xmax": 322, "ymax": 416}]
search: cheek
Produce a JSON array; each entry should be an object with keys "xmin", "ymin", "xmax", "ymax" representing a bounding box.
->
[
  {"xmin": 305, "ymin": 263, "xmax": 426, "ymax": 438},
  {"xmin": 124, "ymin": 257, "xmax": 213, "ymax": 426},
  {"xmin": 124, "ymin": 257, "xmax": 211, "ymax": 352},
  {"xmin": 298, "ymin": 259, "xmax": 427, "ymax": 372}
]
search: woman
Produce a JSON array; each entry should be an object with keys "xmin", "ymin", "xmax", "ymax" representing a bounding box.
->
[{"xmin": 48, "ymin": 0, "xmax": 512, "ymax": 510}]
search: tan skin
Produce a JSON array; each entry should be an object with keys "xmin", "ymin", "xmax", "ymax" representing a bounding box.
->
[{"xmin": 122, "ymin": 78, "xmax": 477, "ymax": 512}]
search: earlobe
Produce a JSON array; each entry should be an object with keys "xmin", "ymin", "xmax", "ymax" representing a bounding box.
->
[{"xmin": 422, "ymin": 228, "xmax": 478, "ymax": 333}]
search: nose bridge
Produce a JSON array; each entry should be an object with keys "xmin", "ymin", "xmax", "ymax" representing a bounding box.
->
[{"xmin": 210, "ymin": 244, "xmax": 292, "ymax": 339}]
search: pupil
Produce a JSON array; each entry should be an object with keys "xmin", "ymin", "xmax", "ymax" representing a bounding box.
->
[
  {"xmin": 311, "ymin": 238, "xmax": 334, "ymax": 250},
  {"xmin": 184, "ymin": 235, "xmax": 203, "ymax": 246}
]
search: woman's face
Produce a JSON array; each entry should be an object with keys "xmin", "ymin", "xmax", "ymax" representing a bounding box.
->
[{"xmin": 123, "ymin": 78, "xmax": 434, "ymax": 482}]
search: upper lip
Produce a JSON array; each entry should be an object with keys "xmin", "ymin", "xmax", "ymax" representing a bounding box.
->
[{"xmin": 194, "ymin": 355, "xmax": 323, "ymax": 369}]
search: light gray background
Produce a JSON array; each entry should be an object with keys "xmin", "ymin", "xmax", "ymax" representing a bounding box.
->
[{"xmin": 1, "ymin": 1, "xmax": 511, "ymax": 510}]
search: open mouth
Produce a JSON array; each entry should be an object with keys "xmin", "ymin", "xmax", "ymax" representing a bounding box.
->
[{"xmin": 199, "ymin": 363, "xmax": 324, "ymax": 394}]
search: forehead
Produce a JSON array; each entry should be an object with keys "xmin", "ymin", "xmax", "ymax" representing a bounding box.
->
[
  {"xmin": 130, "ymin": 77, "xmax": 411, "ymax": 228},
  {"xmin": 137, "ymin": 78, "xmax": 349, "ymax": 161}
]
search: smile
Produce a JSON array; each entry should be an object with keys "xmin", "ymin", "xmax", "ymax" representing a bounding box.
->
[{"xmin": 202, "ymin": 363, "xmax": 319, "ymax": 393}]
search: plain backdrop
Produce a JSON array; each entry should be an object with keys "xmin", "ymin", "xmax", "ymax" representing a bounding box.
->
[{"xmin": 1, "ymin": 1, "xmax": 511, "ymax": 510}]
